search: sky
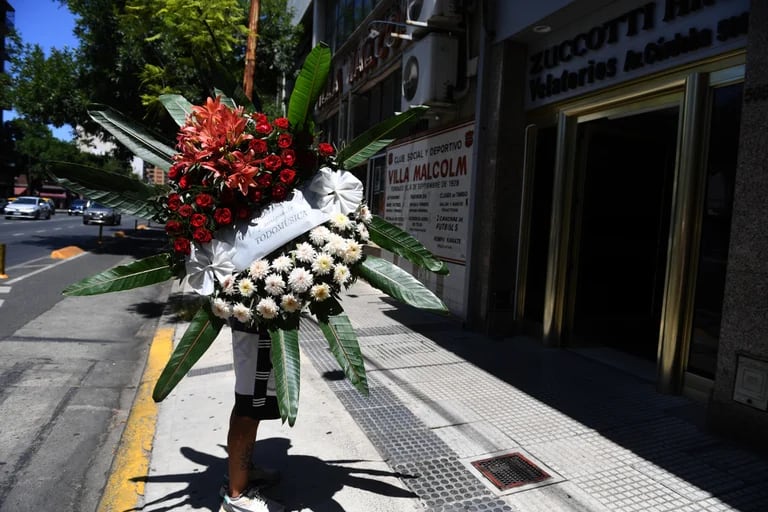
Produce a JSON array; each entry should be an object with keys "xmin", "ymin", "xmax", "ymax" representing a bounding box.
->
[{"xmin": 6, "ymin": 0, "xmax": 79, "ymax": 140}]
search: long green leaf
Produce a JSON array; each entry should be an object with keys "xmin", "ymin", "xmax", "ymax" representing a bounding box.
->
[
  {"xmin": 49, "ymin": 160, "xmax": 158, "ymax": 198},
  {"xmin": 337, "ymin": 106, "xmax": 429, "ymax": 169},
  {"xmin": 53, "ymin": 177, "xmax": 160, "ymax": 219},
  {"xmin": 319, "ymin": 316, "xmax": 368, "ymax": 396},
  {"xmin": 213, "ymin": 88, "xmax": 237, "ymax": 109},
  {"xmin": 369, "ymin": 215, "xmax": 449, "ymax": 275},
  {"xmin": 269, "ymin": 328, "xmax": 301, "ymax": 426},
  {"xmin": 359, "ymin": 256, "xmax": 449, "ymax": 314},
  {"xmin": 287, "ymin": 44, "xmax": 331, "ymax": 132},
  {"xmin": 88, "ymin": 104, "xmax": 176, "ymax": 171},
  {"xmin": 159, "ymin": 94, "xmax": 193, "ymax": 127},
  {"xmin": 63, "ymin": 253, "xmax": 174, "ymax": 296},
  {"xmin": 152, "ymin": 305, "xmax": 225, "ymax": 402}
]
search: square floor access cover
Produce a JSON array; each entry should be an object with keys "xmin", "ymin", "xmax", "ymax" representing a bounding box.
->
[{"xmin": 471, "ymin": 452, "xmax": 551, "ymax": 490}]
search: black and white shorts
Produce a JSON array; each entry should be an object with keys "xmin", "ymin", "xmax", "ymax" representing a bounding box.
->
[{"xmin": 231, "ymin": 326, "xmax": 280, "ymax": 420}]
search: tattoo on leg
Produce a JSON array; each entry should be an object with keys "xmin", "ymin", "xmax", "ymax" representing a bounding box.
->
[{"xmin": 239, "ymin": 441, "xmax": 254, "ymax": 470}]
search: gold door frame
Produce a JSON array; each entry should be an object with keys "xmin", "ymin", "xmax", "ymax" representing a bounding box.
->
[{"xmin": 533, "ymin": 53, "xmax": 745, "ymax": 393}]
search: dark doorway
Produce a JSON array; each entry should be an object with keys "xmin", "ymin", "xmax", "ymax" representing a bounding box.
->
[{"xmin": 568, "ymin": 106, "xmax": 679, "ymax": 359}]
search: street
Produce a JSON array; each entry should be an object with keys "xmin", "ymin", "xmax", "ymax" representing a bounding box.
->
[{"xmin": 0, "ymin": 214, "xmax": 173, "ymax": 512}]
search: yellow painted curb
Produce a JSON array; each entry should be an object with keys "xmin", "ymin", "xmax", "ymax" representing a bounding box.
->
[
  {"xmin": 137, "ymin": 224, "xmax": 149, "ymax": 230},
  {"xmin": 51, "ymin": 246, "xmax": 85, "ymax": 259},
  {"xmin": 114, "ymin": 231, "xmax": 126, "ymax": 238},
  {"xmin": 97, "ymin": 327, "xmax": 174, "ymax": 512}
]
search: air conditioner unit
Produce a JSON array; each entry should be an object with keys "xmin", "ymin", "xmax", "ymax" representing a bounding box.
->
[
  {"xmin": 401, "ymin": 34, "xmax": 458, "ymax": 112},
  {"xmin": 406, "ymin": 0, "xmax": 461, "ymax": 26}
]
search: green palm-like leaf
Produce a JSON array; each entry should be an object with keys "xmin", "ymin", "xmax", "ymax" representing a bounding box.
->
[
  {"xmin": 369, "ymin": 215, "xmax": 449, "ymax": 275},
  {"xmin": 152, "ymin": 305, "xmax": 225, "ymax": 402},
  {"xmin": 269, "ymin": 328, "xmax": 301, "ymax": 426},
  {"xmin": 287, "ymin": 43, "xmax": 331, "ymax": 132},
  {"xmin": 88, "ymin": 103, "xmax": 176, "ymax": 171},
  {"xmin": 319, "ymin": 315, "xmax": 368, "ymax": 396},
  {"xmin": 337, "ymin": 106, "xmax": 429, "ymax": 169},
  {"xmin": 53, "ymin": 178, "xmax": 160, "ymax": 219},
  {"xmin": 359, "ymin": 256, "xmax": 449, "ymax": 314},
  {"xmin": 63, "ymin": 253, "xmax": 174, "ymax": 296},
  {"xmin": 213, "ymin": 88, "xmax": 237, "ymax": 109},
  {"xmin": 159, "ymin": 94, "xmax": 194, "ymax": 127}
]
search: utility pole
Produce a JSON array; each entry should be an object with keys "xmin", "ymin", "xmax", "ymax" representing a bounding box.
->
[{"xmin": 243, "ymin": 0, "xmax": 261, "ymax": 101}]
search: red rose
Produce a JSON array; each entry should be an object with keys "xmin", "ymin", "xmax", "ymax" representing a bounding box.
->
[
  {"xmin": 168, "ymin": 163, "xmax": 184, "ymax": 180},
  {"xmin": 254, "ymin": 113, "xmax": 268, "ymax": 124},
  {"xmin": 213, "ymin": 207, "xmax": 233, "ymax": 225},
  {"xmin": 256, "ymin": 174, "xmax": 272, "ymax": 189},
  {"xmin": 195, "ymin": 193, "xmax": 214, "ymax": 209},
  {"xmin": 249, "ymin": 188, "xmax": 263, "ymax": 202},
  {"xmin": 167, "ymin": 194, "xmax": 182, "ymax": 211},
  {"xmin": 281, "ymin": 149, "xmax": 296, "ymax": 167},
  {"xmin": 178, "ymin": 175, "xmax": 190, "ymax": 189},
  {"xmin": 318, "ymin": 142, "xmax": 335, "ymax": 156},
  {"xmin": 264, "ymin": 154, "xmax": 282, "ymax": 171},
  {"xmin": 190, "ymin": 213, "xmax": 207, "ymax": 227},
  {"xmin": 271, "ymin": 183, "xmax": 288, "ymax": 201},
  {"xmin": 250, "ymin": 139, "xmax": 268, "ymax": 154},
  {"xmin": 256, "ymin": 122, "xmax": 272, "ymax": 134},
  {"xmin": 179, "ymin": 204, "xmax": 194, "ymax": 218},
  {"xmin": 279, "ymin": 168, "xmax": 296, "ymax": 185},
  {"xmin": 193, "ymin": 227, "xmax": 213, "ymax": 243},
  {"xmin": 165, "ymin": 219, "xmax": 183, "ymax": 235},
  {"xmin": 277, "ymin": 133, "xmax": 293, "ymax": 148},
  {"xmin": 174, "ymin": 237, "xmax": 191, "ymax": 255},
  {"xmin": 274, "ymin": 117, "xmax": 289, "ymax": 130}
]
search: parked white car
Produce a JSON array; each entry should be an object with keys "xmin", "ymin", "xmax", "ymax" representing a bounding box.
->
[{"xmin": 4, "ymin": 196, "xmax": 52, "ymax": 220}]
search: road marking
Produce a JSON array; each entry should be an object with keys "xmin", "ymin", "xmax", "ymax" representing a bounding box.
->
[
  {"xmin": 5, "ymin": 252, "xmax": 88, "ymax": 284},
  {"xmin": 0, "ymin": 299, "xmax": 4, "ymax": 307},
  {"xmin": 0, "ymin": 286, "xmax": 10, "ymax": 293},
  {"xmin": 54, "ymin": 227, "xmax": 63, "ymax": 231},
  {"xmin": 12, "ymin": 233, "xmax": 22, "ymax": 236},
  {"xmin": 97, "ymin": 327, "xmax": 174, "ymax": 512},
  {"xmin": 35, "ymin": 230, "xmax": 45, "ymax": 233}
]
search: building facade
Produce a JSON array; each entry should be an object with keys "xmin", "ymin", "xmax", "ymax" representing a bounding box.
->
[{"xmin": 300, "ymin": 0, "xmax": 767, "ymax": 448}]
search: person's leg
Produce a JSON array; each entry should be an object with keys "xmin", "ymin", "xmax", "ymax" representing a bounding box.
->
[{"xmin": 227, "ymin": 408, "xmax": 260, "ymax": 498}]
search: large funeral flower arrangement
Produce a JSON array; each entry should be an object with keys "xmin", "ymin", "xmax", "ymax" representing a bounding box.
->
[{"xmin": 53, "ymin": 44, "xmax": 448, "ymax": 425}]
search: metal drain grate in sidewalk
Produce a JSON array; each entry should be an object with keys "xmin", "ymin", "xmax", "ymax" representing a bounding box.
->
[{"xmin": 471, "ymin": 452, "xmax": 551, "ymax": 490}]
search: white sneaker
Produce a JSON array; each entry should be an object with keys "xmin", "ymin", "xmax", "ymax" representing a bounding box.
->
[{"xmin": 219, "ymin": 487, "xmax": 285, "ymax": 512}]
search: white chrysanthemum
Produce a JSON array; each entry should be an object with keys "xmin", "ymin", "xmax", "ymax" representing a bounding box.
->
[
  {"xmin": 211, "ymin": 298, "xmax": 232, "ymax": 319},
  {"xmin": 312, "ymin": 253, "xmax": 334, "ymax": 275},
  {"xmin": 333, "ymin": 264, "xmax": 351, "ymax": 285},
  {"xmin": 330, "ymin": 212, "xmax": 351, "ymax": 230},
  {"xmin": 281, "ymin": 294, "xmax": 301, "ymax": 313},
  {"xmin": 256, "ymin": 297, "xmax": 279, "ymax": 319},
  {"xmin": 294, "ymin": 242, "xmax": 316, "ymax": 263},
  {"xmin": 356, "ymin": 223, "xmax": 370, "ymax": 242},
  {"xmin": 249, "ymin": 259, "xmax": 270, "ymax": 279},
  {"xmin": 232, "ymin": 302, "xmax": 252, "ymax": 323},
  {"xmin": 288, "ymin": 267, "xmax": 314, "ymax": 293},
  {"xmin": 237, "ymin": 277, "xmax": 256, "ymax": 297},
  {"xmin": 309, "ymin": 226, "xmax": 331, "ymax": 245},
  {"xmin": 264, "ymin": 274, "xmax": 286, "ymax": 296},
  {"xmin": 310, "ymin": 283, "xmax": 331, "ymax": 302},
  {"xmin": 221, "ymin": 275, "xmax": 237, "ymax": 295},
  {"xmin": 343, "ymin": 240, "xmax": 363, "ymax": 264},
  {"xmin": 325, "ymin": 233, "xmax": 347, "ymax": 257},
  {"xmin": 271, "ymin": 255, "xmax": 293, "ymax": 273},
  {"xmin": 357, "ymin": 205, "xmax": 372, "ymax": 223}
]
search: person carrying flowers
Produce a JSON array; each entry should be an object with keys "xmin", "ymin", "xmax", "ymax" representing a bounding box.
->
[{"xmin": 53, "ymin": 44, "xmax": 449, "ymax": 512}]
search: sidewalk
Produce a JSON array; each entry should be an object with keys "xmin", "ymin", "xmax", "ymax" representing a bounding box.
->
[{"xmin": 139, "ymin": 280, "xmax": 768, "ymax": 512}]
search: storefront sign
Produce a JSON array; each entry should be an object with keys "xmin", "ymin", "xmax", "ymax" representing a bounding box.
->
[
  {"xmin": 384, "ymin": 121, "xmax": 475, "ymax": 264},
  {"xmin": 526, "ymin": 0, "xmax": 749, "ymax": 108}
]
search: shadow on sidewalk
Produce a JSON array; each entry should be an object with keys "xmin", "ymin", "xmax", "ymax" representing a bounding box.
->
[
  {"xmin": 128, "ymin": 438, "xmax": 417, "ymax": 512},
  {"xmin": 377, "ymin": 299, "xmax": 768, "ymax": 511}
]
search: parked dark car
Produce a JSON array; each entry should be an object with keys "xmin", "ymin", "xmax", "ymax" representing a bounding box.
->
[
  {"xmin": 83, "ymin": 202, "xmax": 122, "ymax": 226},
  {"xmin": 68, "ymin": 199, "xmax": 87, "ymax": 215},
  {"xmin": 0, "ymin": 198, "xmax": 8, "ymax": 213}
]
